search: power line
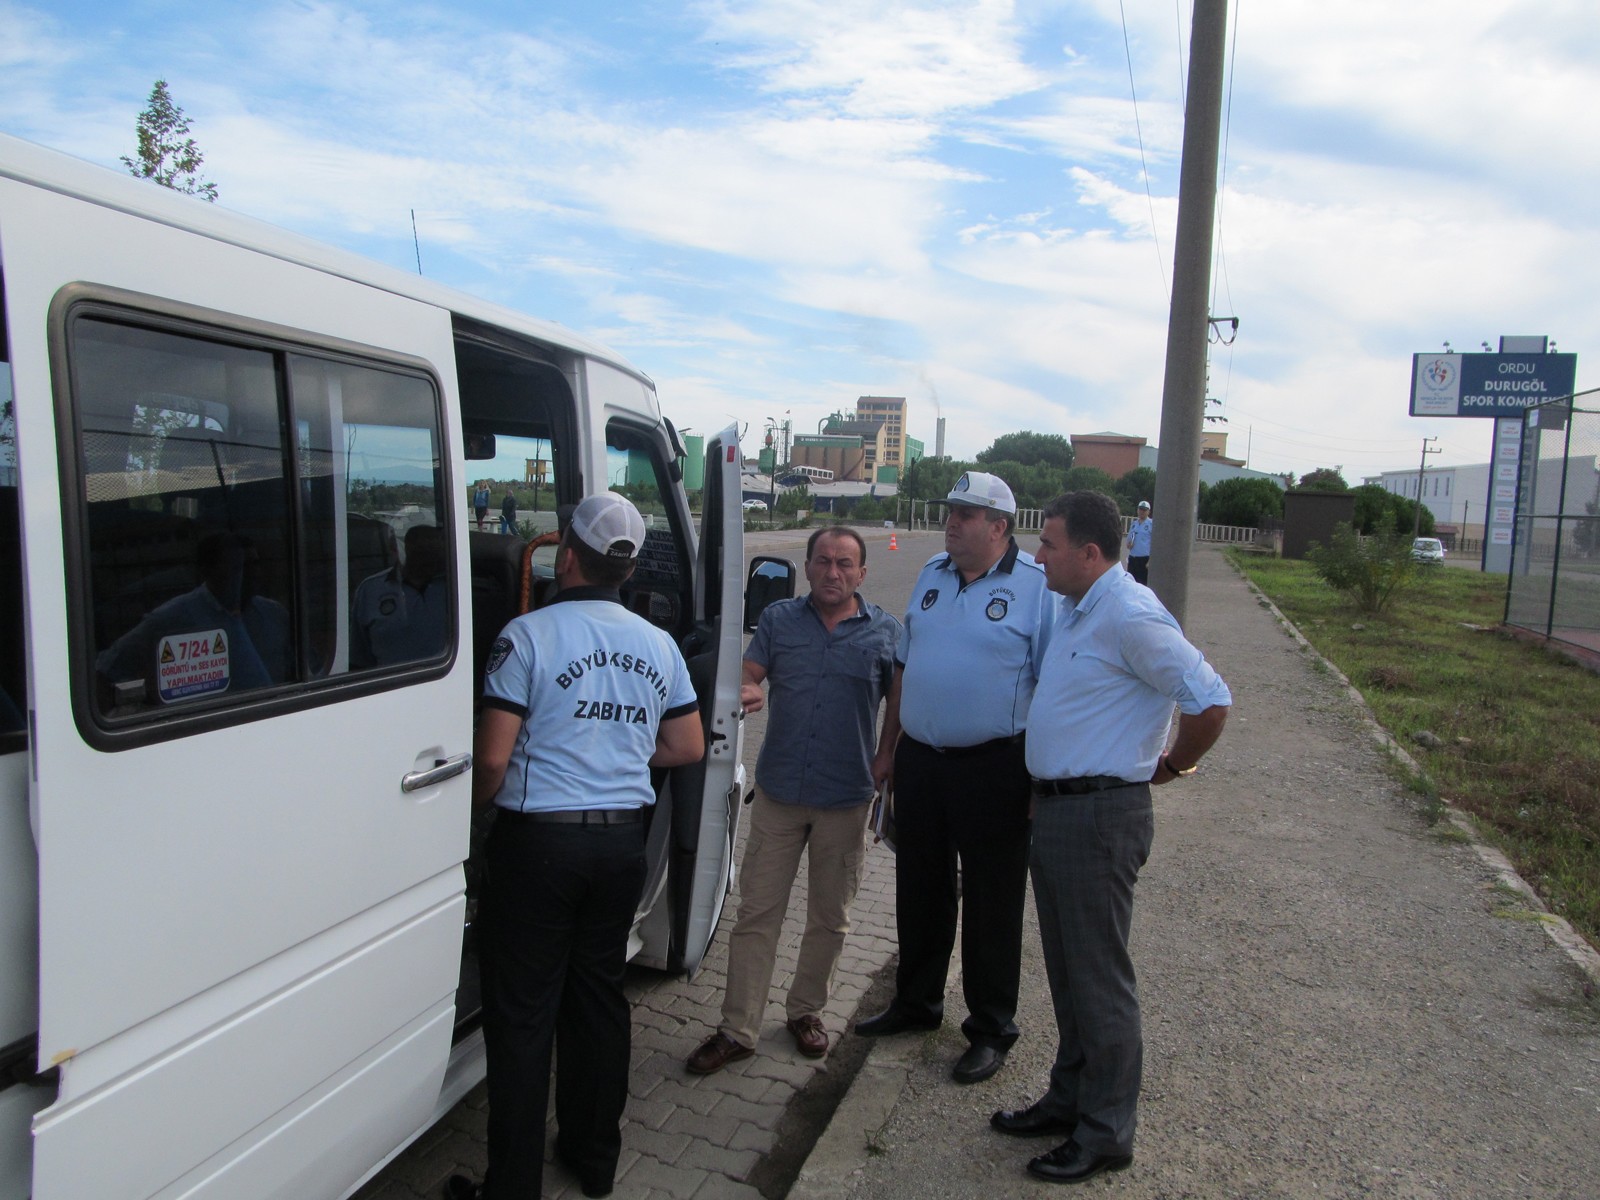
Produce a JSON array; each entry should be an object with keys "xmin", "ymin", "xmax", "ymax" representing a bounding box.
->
[{"xmin": 1119, "ymin": 0, "xmax": 1168, "ymax": 298}]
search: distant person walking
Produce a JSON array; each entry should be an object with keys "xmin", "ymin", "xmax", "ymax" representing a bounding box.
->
[
  {"xmin": 1125, "ymin": 500, "xmax": 1152, "ymax": 585},
  {"xmin": 473, "ymin": 483, "xmax": 490, "ymax": 530},
  {"xmin": 499, "ymin": 490, "xmax": 518, "ymax": 535},
  {"xmin": 993, "ymin": 490, "xmax": 1230, "ymax": 1186},
  {"xmin": 686, "ymin": 527, "xmax": 901, "ymax": 1075}
]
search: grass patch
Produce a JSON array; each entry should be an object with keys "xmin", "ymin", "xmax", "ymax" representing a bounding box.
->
[{"xmin": 1228, "ymin": 551, "xmax": 1600, "ymax": 950}]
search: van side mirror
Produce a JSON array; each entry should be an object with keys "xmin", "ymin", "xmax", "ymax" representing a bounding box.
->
[{"xmin": 744, "ymin": 556, "xmax": 796, "ymax": 631}]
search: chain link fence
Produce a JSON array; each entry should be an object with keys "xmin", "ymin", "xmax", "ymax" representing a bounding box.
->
[{"xmin": 1506, "ymin": 389, "xmax": 1600, "ymax": 656}]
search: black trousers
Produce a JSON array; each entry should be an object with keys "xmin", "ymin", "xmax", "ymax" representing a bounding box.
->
[
  {"xmin": 891, "ymin": 735, "xmax": 1031, "ymax": 1049},
  {"xmin": 478, "ymin": 814, "xmax": 646, "ymax": 1199},
  {"xmin": 1127, "ymin": 555, "xmax": 1149, "ymax": 585}
]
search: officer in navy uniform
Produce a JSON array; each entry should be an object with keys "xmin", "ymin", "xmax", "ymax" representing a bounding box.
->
[
  {"xmin": 859, "ymin": 472, "xmax": 1056, "ymax": 1086},
  {"xmin": 451, "ymin": 493, "xmax": 705, "ymax": 1200}
]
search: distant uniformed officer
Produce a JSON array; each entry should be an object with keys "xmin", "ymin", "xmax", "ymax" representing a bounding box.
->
[
  {"xmin": 454, "ymin": 493, "xmax": 705, "ymax": 1200},
  {"xmin": 859, "ymin": 472, "xmax": 1056, "ymax": 1086},
  {"xmin": 1125, "ymin": 499, "xmax": 1152, "ymax": 585}
]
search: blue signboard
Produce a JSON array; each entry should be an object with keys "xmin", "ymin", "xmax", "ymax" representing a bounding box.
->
[{"xmin": 1410, "ymin": 352, "xmax": 1577, "ymax": 418}]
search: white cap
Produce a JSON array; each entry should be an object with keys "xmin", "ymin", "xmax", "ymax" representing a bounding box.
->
[
  {"xmin": 944, "ymin": 471, "xmax": 1016, "ymax": 515},
  {"xmin": 570, "ymin": 492, "xmax": 646, "ymax": 559},
  {"xmin": 1137, "ymin": 500, "xmax": 1151, "ymax": 509}
]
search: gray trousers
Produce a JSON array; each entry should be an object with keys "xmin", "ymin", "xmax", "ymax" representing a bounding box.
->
[{"xmin": 1029, "ymin": 784, "xmax": 1154, "ymax": 1156}]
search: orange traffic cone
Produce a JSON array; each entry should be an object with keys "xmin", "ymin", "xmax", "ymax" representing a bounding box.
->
[{"xmin": 889, "ymin": 534, "xmax": 899, "ymax": 551}]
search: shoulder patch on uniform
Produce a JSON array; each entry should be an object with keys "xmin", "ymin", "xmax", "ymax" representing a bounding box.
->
[
  {"xmin": 920, "ymin": 588, "xmax": 940, "ymax": 610},
  {"xmin": 985, "ymin": 597, "xmax": 1009, "ymax": 621},
  {"xmin": 486, "ymin": 636, "xmax": 513, "ymax": 675}
]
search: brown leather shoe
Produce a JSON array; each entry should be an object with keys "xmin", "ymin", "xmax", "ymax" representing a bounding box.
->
[
  {"xmin": 686, "ymin": 1031, "xmax": 753, "ymax": 1074},
  {"xmin": 786, "ymin": 1014, "xmax": 829, "ymax": 1058}
]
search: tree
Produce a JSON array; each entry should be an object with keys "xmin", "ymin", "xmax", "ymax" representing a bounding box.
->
[
  {"xmin": 122, "ymin": 79, "xmax": 218, "ymax": 201},
  {"xmin": 1060, "ymin": 465, "xmax": 1118, "ymax": 497},
  {"xmin": 899, "ymin": 456, "xmax": 971, "ymax": 502},
  {"xmin": 1294, "ymin": 467, "xmax": 1349, "ymax": 492},
  {"xmin": 775, "ymin": 481, "xmax": 811, "ymax": 516},
  {"xmin": 1350, "ymin": 484, "xmax": 1433, "ymax": 537},
  {"xmin": 1113, "ymin": 467, "xmax": 1158, "ymax": 514},
  {"xmin": 1198, "ymin": 477, "xmax": 1285, "ymax": 527},
  {"xmin": 978, "ymin": 459, "xmax": 1070, "ymax": 509},
  {"xmin": 976, "ymin": 431, "xmax": 1074, "ymax": 470}
]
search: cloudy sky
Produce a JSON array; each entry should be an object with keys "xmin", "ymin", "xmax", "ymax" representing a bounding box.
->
[{"xmin": 4, "ymin": 0, "xmax": 1596, "ymax": 480}]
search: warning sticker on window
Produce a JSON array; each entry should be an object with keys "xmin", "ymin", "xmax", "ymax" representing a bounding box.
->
[{"xmin": 157, "ymin": 630, "xmax": 231, "ymax": 702}]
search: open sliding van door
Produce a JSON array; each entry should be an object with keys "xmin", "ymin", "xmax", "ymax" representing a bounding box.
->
[
  {"xmin": 663, "ymin": 424, "xmax": 745, "ymax": 976},
  {"xmin": 0, "ymin": 145, "xmax": 472, "ymax": 1200}
]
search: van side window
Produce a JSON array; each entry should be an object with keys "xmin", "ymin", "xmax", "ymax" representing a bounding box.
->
[
  {"xmin": 0, "ymin": 314, "xmax": 22, "ymax": 746},
  {"xmin": 68, "ymin": 313, "xmax": 449, "ymax": 736},
  {"xmin": 606, "ymin": 421, "xmax": 687, "ymax": 635}
]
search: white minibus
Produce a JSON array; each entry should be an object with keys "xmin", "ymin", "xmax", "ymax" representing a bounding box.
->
[{"xmin": 0, "ymin": 132, "xmax": 772, "ymax": 1200}]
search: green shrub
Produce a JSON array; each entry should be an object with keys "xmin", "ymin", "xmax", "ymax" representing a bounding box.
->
[{"xmin": 1305, "ymin": 512, "xmax": 1416, "ymax": 613}]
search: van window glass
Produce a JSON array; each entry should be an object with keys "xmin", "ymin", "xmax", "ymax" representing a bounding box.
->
[
  {"xmin": 289, "ymin": 356, "xmax": 448, "ymax": 674},
  {"xmin": 0, "ymin": 335, "xmax": 23, "ymax": 744},
  {"xmin": 71, "ymin": 315, "xmax": 449, "ymax": 733},
  {"xmin": 605, "ymin": 421, "xmax": 685, "ymax": 632}
]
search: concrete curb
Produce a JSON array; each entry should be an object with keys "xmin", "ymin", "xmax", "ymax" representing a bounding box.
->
[
  {"xmin": 1228, "ymin": 557, "xmax": 1600, "ymax": 989},
  {"xmin": 786, "ymin": 1037, "xmax": 916, "ymax": 1200}
]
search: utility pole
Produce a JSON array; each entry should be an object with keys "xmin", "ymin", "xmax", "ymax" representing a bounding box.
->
[
  {"xmin": 1412, "ymin": 437, "xmax": 1440, "ymax": 539},
  {"xmin": 1148, "ymin": 0, "xmax": 1229, "ymax": 626}
]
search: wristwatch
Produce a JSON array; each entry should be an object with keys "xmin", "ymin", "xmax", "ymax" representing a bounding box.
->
[{"xmin": 1162, "ymin": 755, "xmax": 1197, "ymax": 779}]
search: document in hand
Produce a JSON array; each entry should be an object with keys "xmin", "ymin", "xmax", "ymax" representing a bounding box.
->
[{"xmin": 869, "ymin": 791, "xmax": 896, "ymax": 853}]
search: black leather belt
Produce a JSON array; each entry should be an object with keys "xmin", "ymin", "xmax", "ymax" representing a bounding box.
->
[
  {"xmin": 1032, "ymin": 776, "xmax": 1138, "ymax": 797},
  {"xmin": 503, "ymin": 807, "xmax": 644, "ymax": 825},
  {"xmin": 918, "ymin": 733, "xmax": 1024, "ymax": 759}
]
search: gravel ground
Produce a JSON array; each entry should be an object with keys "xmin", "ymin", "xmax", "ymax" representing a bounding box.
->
[{"xmin": 814, "ymin": 544, "xmax": 1600, "ymax": 1200}]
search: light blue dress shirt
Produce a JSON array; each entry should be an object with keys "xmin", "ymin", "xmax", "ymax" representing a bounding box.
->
[{"xmin": 1025, "ymin": 562, "xmax": 1231, "ymax": 781}]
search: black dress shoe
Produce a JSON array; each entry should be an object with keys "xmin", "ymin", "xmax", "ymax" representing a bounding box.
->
[
  {"xmin": 951, "ymin": 1043, "xmax": 1006, "ymax": 1084},
  {"xmin": 854, "ymin": 1006, "xmax": 941, "ymax": 1036},
  {"xmin": 1026, "ymin": 1139, "xmax": 1133, "ymax": 1185},
  {"xmin": 444, "ymin": 1175, "xmax": 483, "ymax": 1200},
  {"xmin": 990, "ymin": 1100, "xmax": 1077, "ymax": 1138}
]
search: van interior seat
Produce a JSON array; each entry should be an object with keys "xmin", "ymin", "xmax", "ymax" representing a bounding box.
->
[{"xmin": 468, "ymin": 530, "xmax": 529, "ymax": 694}]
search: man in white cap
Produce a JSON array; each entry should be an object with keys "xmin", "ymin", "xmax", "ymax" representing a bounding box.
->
[
  {"xmin": 1125, "ymin": 500, "xmax": 1153, "ymax": 585},
  {"xmin": 858, "ymin": 471, "xmax": 1056, "ymax": 1086},
  {"xmin": 456, "ymin": 492, "xmax": 705, "ymax": 1200}
]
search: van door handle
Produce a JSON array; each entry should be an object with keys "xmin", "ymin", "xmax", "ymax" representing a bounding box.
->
[{"xmin": 402, "ymin": 753, "xmax": 473, "ymax": 793}]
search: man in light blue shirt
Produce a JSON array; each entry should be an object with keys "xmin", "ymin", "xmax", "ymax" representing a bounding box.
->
[
  {"xmin": 1125, "ymin": 499, "xmax": 1152, "ymax": 585},
  {"xmin": 992, "ymin": 490, "xmax": 1229, "ymax": 1187}
]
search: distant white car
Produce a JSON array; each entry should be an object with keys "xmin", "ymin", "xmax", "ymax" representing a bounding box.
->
[
  {"xmin": 1411, "ymin": 537, "xmax": 1445, "ymax": 564},
  {"xmin": 742, "ymin": 498, "xmax": 770, "ymax": 511}
]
